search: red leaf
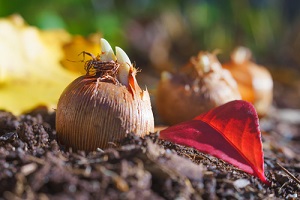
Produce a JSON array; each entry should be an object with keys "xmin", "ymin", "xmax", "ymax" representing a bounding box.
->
[{"xmin": 159, "ymin": 100, "xmax": 270, "ymax": 185}]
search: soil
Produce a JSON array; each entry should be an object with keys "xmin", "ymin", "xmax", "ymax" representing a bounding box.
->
[{"xmin": 0, "ymin": 102, "xmax": 300, "ymax": 200}]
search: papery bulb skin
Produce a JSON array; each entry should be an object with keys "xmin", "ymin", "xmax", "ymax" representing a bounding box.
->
[
  {"xmin": 156, "ymin": 52, "xmax": 241, "ymax": 125},
  {"xmin": 56, "ymin": 39, "xmax": 154, "ymax": 151},
  {"xmin": 222, "ymin": 47, "xmax": 273, "ymax": 117}
]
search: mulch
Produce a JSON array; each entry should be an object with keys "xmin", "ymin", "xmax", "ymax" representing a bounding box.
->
[{"xmin": 0, "ymin": 103, "xmax": 300, "ymax": 199}]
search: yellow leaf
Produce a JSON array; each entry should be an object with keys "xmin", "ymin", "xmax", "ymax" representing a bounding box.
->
[
  {"xmin": 61, "ymin": 34, "xmax": 101, "ymax": 75},
  {"xmin": 0, "ymin": 15, "xmax": 80, "ymax": 115}
]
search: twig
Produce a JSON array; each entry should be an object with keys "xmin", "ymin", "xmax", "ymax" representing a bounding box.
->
[
  {"xmin": 276, "ymin": 162, "xmax": 300, "ymax": 185},
  {"xmin": 181, "ymin": 152, "xmax": 193, "ymax": 160}
]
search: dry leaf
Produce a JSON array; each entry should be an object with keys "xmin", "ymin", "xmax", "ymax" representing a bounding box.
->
[
  {"xmin": 160, "ymin": 100, "xmax": 270, "ymax": 185},
  {"xmin": 0, "ymin": 15, "xmax": 80, "ymax": 114}
]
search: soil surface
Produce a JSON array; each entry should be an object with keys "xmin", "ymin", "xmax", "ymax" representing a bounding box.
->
[{"xmin": 0, "ymin": 104, "xmax": 300, "ymax": 200}]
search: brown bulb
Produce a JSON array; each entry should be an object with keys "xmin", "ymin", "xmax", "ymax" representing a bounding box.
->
[
  {"xmin": 56, "ymin": 39, "xmax": 154, "ymax": 151},
  {"xmin": 222, "ymin": 47, "xmax": 273, "ymax": 117},
  {"xmin": 156, "ymin": 51, "xmax": 241, "ymax": 125}
]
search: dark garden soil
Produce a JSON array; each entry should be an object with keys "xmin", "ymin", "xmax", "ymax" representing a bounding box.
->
[{"xmin": 0, "ymin": 103, "xmax": 300, "ymax": 200}]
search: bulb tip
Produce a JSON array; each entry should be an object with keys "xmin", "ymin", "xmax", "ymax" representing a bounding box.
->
[
  {"xmin": 100, "ymin": 38, "xmax": 116, "ymax": 61},
  {"xmin": 116, "ymin": 46, "xmax": 133, "ymax": 87}
]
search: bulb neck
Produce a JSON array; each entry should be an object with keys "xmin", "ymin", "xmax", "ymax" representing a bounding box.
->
[{"xmin": 84, "ymin": 55, "xmax": 120, "ymax": 85}]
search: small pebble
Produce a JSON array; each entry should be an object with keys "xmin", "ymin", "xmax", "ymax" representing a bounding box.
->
[{"xmin": 233, "ymin": 179, "xmax": 250, "ymax": 189}]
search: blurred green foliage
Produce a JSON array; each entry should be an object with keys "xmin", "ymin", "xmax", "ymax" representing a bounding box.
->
[{"xmin": 1, "ymin": 0, "xmax": 300, "ymax": 67}]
